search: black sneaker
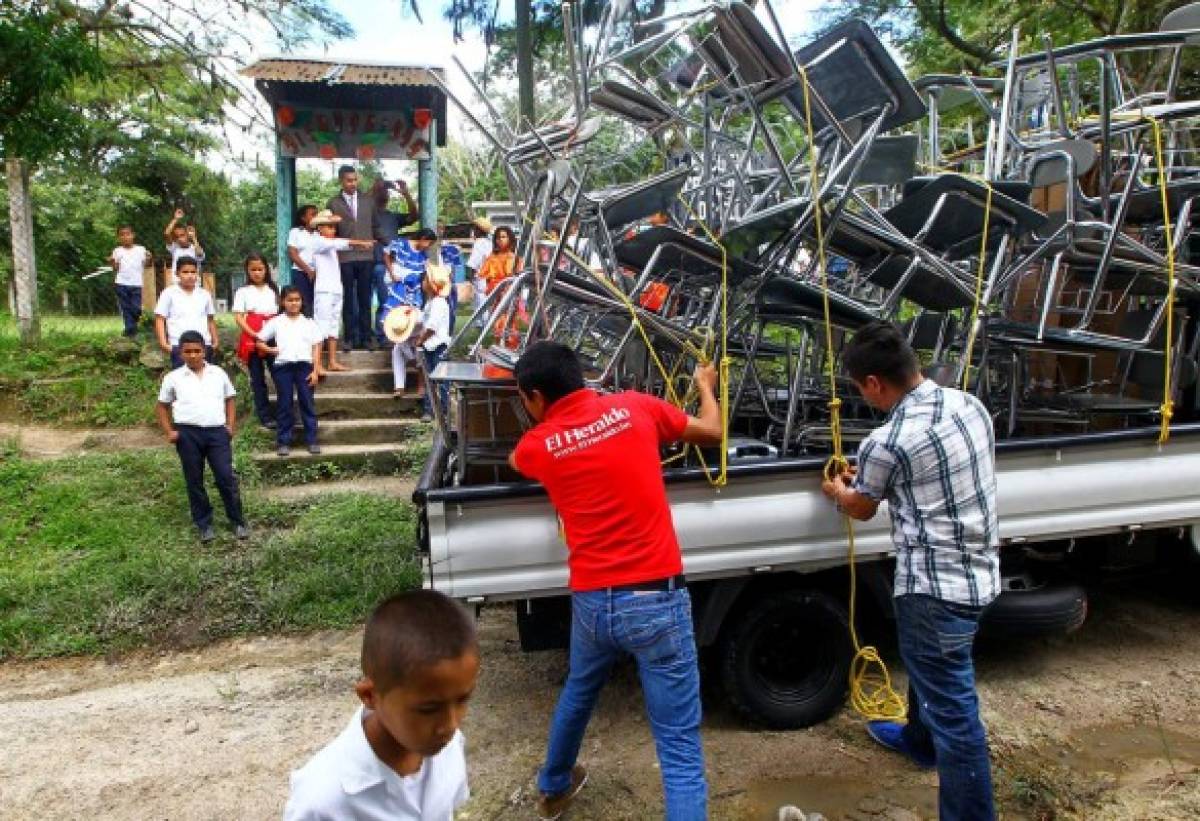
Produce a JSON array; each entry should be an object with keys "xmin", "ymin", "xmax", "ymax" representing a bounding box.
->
[
  {"xmin": 234, "ymin": 524, "xmax": 250, "ymax": 540},
  {"xmin": 199, "ymin": 525, "xmax": 216, "ymax": 543},
  {"xmin": 277, "ymin": 444, "xmax": 290, "ymax": 457}
]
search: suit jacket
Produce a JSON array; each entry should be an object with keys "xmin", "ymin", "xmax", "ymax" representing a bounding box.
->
[{"xmin": 326, "ymin": 191, "xmax": 382, "ymax": 263}]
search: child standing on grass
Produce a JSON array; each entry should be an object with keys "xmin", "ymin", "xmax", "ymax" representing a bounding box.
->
[
  {"xmin": 257, "ymin": 286, "xmax": 323, "ymax": 458},
  {"xmin": 309, "ymin": 209, "xmax": 374, "ymax": 374},
  {"xmin": 284, "ymin": 590, "xmax": 479, "ymax": 821},
  {"xmin": 110, "ymin": 225, "xmax": 150, "ymax": 338},
  {"xmin": 155, "ymin": 330, "xmax": 248, "ymax": 543},
  {"xmin": 154, "ymin": 257, "xmax": 218, "ymax": 369},
  {"xmin": 233, "ymin": 253, "xmax": 279, "ymax": 430}
]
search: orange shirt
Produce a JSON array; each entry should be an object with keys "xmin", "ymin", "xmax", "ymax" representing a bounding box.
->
[{"xmin": 479, "ymin": 251, "xmax": 516, "ymax": 288}]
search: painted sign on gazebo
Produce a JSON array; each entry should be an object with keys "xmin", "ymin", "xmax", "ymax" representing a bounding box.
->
[{"xmin": 274, "ymin": 105, "xmax": 433, "ymax": 160}]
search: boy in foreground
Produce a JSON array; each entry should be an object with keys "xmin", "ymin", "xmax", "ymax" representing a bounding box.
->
[
  {"xmin": 509, "ymin": 341, "xmax": 722, "ymax": 820},
  {"xmin": 155, "ymin": 330, "xmax": 247, "ymax": 542},
  {"xmin": 284, "ymin": 590, "xmax": 480, "ymax": 820}
]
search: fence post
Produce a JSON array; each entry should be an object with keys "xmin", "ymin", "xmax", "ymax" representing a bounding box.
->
[{"xmin": 7, "ymin": 157, "xmax": 39, "ymax": 344}]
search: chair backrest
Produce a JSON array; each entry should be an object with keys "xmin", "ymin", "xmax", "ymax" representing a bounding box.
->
[
  {"xmin": 907, "ymin": 312, "xmax": 957, "ymax": 351},
  {"xmin": 1025, "ymin": 139, "xmax": 1097, "ymax": 189},
  {"xmin": 786, "ymin": 19, "xmax": 926, "ymax": 138},
  {"xmin": 859, "ymin": 135, "xmax": 919, "ymax": 186},
  {"xmin": 1161, "ymin": 2, "xmax": 1200, "ymax": 32}
]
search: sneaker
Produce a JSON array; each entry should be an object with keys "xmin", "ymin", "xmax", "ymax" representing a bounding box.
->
[
  {"xmin": 866, "ymin": 721, "xmax": 936, "ymax": 769},
  {"xmin": 234, "ymin": 524, "xmax": 250, "ymax": 540},
  {"xmin": 276, "ymin": 444, "xmax": 290, "ymax": 457},
  {"xmin": 198, "ymin": 525, "xmax": 216, "ymax": 543},
  {"xmin": 420, "ymin": 413, "xmax": 433, "ymax": 423},
  {"xmin": 259, "ymin": 418, "xmax": 277, "ymax": 430},
  {"xmin": 367, "ymin": 338, "xmax": 378, "ymax": 352},
  {"xmin": 307, "ymin": 444, "xmax": 322, "ymax": 455},
  {"xmin": 536, "ymin": 765, "xmax": 588, "ymax": 821}
]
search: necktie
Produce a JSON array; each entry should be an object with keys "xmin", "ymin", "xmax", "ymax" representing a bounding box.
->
[{"xmin": 348, "ymin": 194, "xmax": 357, "ymax": 221}]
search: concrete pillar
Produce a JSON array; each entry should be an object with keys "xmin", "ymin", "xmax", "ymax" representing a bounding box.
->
[
  {"xmin": 275, "ymin": 139, "xmax": 297, "ymax": 285},
  {"xmin": 418, "ymin": 119, "xmax": 439, "ymax": 229}
]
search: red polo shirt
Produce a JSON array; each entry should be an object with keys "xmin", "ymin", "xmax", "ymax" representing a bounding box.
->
[{"xmin": 512, "ymin": 388, "xmax": 689, "ymax": 591}]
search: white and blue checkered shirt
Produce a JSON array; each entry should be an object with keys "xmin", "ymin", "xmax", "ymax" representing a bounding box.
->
[{"xmin": 853, "ymin": 379, "xmax": 1000, "ymax": 607}]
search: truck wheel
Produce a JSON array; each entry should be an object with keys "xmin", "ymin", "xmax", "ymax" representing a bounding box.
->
[
  {"xmin": 719, "ymin": 589, "xmax": 852, "ymax": 729},
  {"xmin": 980, "ymin": 582, "xmax": 1087, "ymax": 638}
]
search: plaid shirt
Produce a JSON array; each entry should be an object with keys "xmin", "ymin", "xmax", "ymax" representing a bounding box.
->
[{"xmin": 853, "ymin": 379, "xmax": 1000, "ymax": 607}]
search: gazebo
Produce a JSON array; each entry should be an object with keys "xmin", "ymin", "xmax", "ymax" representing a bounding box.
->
[{"xmin": 241, "ymin": 58, "xmax": 449, "ymax": 282}]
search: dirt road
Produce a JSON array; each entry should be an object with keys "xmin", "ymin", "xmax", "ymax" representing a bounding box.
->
[{"xmin": 2, "ymin": 577, "xmax": 1198, "ymax": 820}]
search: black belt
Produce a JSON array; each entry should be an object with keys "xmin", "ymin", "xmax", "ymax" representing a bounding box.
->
[{"xmin": 608, "ymin": 574, "xmax": 687, "ymax": 593}]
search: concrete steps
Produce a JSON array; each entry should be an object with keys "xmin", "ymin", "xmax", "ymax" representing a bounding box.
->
[
  {"xmin": 279, "ymin": 418, "xmax": 424, "ymax": 446},
  {"xmin": 254, "ymin": 442, "xmax": 427, "ymax": 482},
  {"xmin": 262, "ymin": 476, "xmax": 415, "ymax": 503},
  {"xmin": 318, "ymin": 368, "xmax": 396, "ymax": 393}
]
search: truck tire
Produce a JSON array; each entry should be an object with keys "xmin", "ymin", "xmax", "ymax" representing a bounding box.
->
[
  {"xmin": 980, "ymin": 582, "xmax": 1087, "ymax": 638},
  {"xmin": 719, "ymin": 589, "xmax": 852, "ymax": 729}
]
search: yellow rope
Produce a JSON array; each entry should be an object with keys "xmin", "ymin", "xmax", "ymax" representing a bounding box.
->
[
  {"xmin": 798, "ymin": 66, "xmax": 906, "ymax": 723},
  {"xmin": 1149, "ymin": 118, "xmax": 1177, "ymax": 444},
  {"xmin": 960, "ymin": 183, "xmax": 994, "ymax": 390}
]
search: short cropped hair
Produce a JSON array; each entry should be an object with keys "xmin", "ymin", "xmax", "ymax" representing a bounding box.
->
[
  {"xmin": 338, "ymin": 164, "xmax": 356, "ymax": 179},
  {"xmin": 411, "ymin": 227, "xmax": 438, "ymax": 243},
  {"xmin": 842, "ymin": 321, "xmax": 919, "ymax": 386},
  {"xmin": 178, "ymin": 330, "xmax": 205, "ymax": 347},
  {"xmin": 361, "ymin": 590, "xmax": 478, "ymax": 693},
  {"xmin": 117, "ymin": 224, "xmax": 134, "ymax": 233},
  {"xmin": 514, "ymin": 341, "xmax": 585, "ymax": 406},
  {"xmin": 175, "ymin": 255, "xmax": 198, "ymax": 271}
]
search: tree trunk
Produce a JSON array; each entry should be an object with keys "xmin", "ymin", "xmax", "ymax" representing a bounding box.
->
[
  {"xmin": 515, "ymin": 0, "xmax": 535, "ymax": 128},
  {"xmin": 6, "ymin": 157, "xmax": 39, "ymax": 345}
]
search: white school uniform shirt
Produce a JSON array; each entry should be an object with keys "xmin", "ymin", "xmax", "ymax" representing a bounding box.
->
[
  {"xmin": 167, "ymin": 241, "xmax": 206, "ymax": 282},
  {"xmin": 287, "ymin": 227, "xmax": 317, "ymax": 268},
  {"xmin": 467, "ymin": 235, "xmax": 492, "ymax": 272},
  {"xmin": 283, "ymin": 707, "xmax": 469, "ymax": 821},
  {"xmin": 258, "ymin": 314, "xmax": 323, "ymax": 365},
  {"xmin": 154, "ymin": 284, "xmax": 215, "ymax": 346},
  {"xmin": 420, "ymin": 296, "xmax": 451, "ymax": 352},
  {"xmin": 157, "ymin": 364, "xmax": 235, "ymax": 427},
  {"xmin": 112, "ymin": 245, "xmax": 148, "ymax": 287},
  {"xmin": 312, "ymin": 235, "xmax": 351, "ymax": 294},
  {"xmin": 232, "ymin": 284, "xmax": 279, "ymax": 316}
]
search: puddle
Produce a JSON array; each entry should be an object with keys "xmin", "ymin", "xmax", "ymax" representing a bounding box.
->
[
  {"xmin": 1058, "ymin": 722, "xmax": 1200, "ymax": 785},
  {"xmin": 744, "ymin": 773, "xmax": 937, "ymax": 820}
]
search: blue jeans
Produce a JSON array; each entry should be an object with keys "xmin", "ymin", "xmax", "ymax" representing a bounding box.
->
[
  {"xmin": 174, "ymin": 424, "xmax": 244, "ymax": 531},
  {"xmin": 539, "ymin": 586, "xmax": 707, "ymax": 820},
  {"xmin": 115, "ymin": 284, "xmax": 142, "ymax": 335},
  {"xmin": 272, "ymin": 361, "xmax": 318, "ymax": 446},
  {"xmin": 372, "ymin": 262, "xmax": 390, "ymax": 343},
  {"xmin": 422, "ymin": 345, "xmax": 449, "ymax": 417},
  {"xmin": 896, "ymin": 594, "xmax": 995, "ymax": 821}
]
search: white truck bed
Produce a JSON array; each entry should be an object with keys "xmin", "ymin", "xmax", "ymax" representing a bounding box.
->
[{"xmin": 417, "ymin": 424, "xmax": 1200, "ymax": 601}]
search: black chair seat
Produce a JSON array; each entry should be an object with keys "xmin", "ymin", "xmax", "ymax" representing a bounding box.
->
[
  {"xmin": 886, "ymin": 174, "xmax": 1046, "ymax": 255},
  {"xmin": 865, "ymin": 256, "xmax": 976, "ymax": 310},
  {"xmin": 986, "ymin": 320, "xmax": 1150, "ymax": 353},
  {"xmin": 614, "ymin": 225, "xmax": 761, "ymax": 282},
  {"xmin": 721, "ymin": 199, "xmax": 810, "ymax": 262},
  {"xmin": 1111, "ymin": 180, "xmax": 1200, "ymax": 223},
  {"xmin": 1040, "ymin": 393, "xmax": 1160, "ymax": 414},
  {"xmin": 757, "ymin": 277, "xmax": 876, "ymax": 329}
]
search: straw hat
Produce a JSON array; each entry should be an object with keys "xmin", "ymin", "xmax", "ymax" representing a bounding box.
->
[
  {"xmin": 425, "ymin": 262, "xmax": 453, "ymax": 298},
  {"xmin": 472, "ymin": 216, "xmax": 495, "ymax": 234},
  {"xmin": 383, "ymin": 304, "xmax": 421, "ymax": 344},
  {"xmin": 310, "ymin": 209, "xmax": 342, "ymax": 227}
]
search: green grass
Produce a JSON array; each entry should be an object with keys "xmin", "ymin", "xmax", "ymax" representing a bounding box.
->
[
  {"xmin": 0, "ymin": 314, "xmax": 243, "ymax": 427},
  {"xmin": 0, "ymin": 444, "xmax": 422, "ymax": 658}
]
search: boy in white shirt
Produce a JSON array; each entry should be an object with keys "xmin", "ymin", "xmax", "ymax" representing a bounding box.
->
[
  {"xmin": 309, "ymin": 209, "xmax": 374, "ymax": 373},
  {"xmin": 417, "ymin": 264, "xmax": 452, "ymax": 422},
  {"xmin": 154, "ymin": 258, "xmax": 219, "ymax": 369},
  {"xmin": 155, "ymin": 331, "xmax": 247, "ymax": 543},
  {"xmin": 110, "ymin": 224, "xmax": 150, "ymax": 337},
  {"xmin": 257, "ymin": 286, "xmax": 324, "ymax": 457},
  {"xmin": 163, "ymin": 208, "xmax": 207, "ymax": 283},
  {"xmin": 284, "ymin": 590, "xmax": 479, "ymax": 821}
]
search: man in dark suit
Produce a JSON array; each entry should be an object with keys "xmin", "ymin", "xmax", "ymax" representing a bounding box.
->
[{"xmin": 327, "ymin": 165, "xmax": 380, "ymax": 351}]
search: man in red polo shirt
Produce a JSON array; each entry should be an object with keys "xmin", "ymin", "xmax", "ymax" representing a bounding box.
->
[{"xmin": 509, "ymin": 341, "xmax": 721, "ymax": 821}]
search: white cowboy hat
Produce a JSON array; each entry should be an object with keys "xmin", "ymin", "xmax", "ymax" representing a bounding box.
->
[
  {"xmin": 310, "ymin": 209, "xmax": 342, "ymax": 227},
  {"xmin": 425, "ymin": 262, "xmax": 453, "ymax": 298},
  {"xmin": 383, "ymin": 304, "xmax": 421, "ymax": 344}
]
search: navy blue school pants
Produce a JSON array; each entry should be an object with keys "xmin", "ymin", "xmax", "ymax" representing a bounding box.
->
[
  {"xmin": 115, "ymin": 285, "xmax": 142, "ymax": 336},
  {"xmin": 175, "ymin": 424, "xmax": 244, "ymax": 531},
  {"xmin": 272, "ymin": 361, "xmax": 318, "ymax": 446},
  {"xmin": 292, "ymin": 267, "xmax": 315, "ymax": 318},
  {"xmin": 247, "ymin": 352, "xmax": 274, "ymax": 426}
]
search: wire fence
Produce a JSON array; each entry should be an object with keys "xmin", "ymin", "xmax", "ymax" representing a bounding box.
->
[{"xmin": 8, "ymin": 268, "xmax": 241, "ymax": 321}]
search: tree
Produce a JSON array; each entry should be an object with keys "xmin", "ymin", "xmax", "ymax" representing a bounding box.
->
[{"xmin": 0, "ymin": 0, "xmax": 348, "ymax": 343}]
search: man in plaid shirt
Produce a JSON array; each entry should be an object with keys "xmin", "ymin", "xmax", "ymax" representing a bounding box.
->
[{"xmin": 822, "ymin": 321, "xmax": 998, "ymax": 821}]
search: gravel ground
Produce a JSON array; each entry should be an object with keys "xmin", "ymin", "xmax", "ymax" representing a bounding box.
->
[{"xmin": 2, "ymin": 575, "xmax": 1198, "ymax": 820}]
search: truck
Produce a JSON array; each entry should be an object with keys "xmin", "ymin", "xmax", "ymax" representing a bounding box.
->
[{"xmin": 414, "ymin": 422, "xmax": 1200, "ymax": 729}]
